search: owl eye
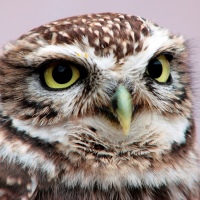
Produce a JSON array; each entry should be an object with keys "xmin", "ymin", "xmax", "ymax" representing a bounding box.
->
[
  {"xmin": 146, "ymin": 54, "xmax": 171, "ymax": 83},
  {"xmin": 43, "ymin": 61, "xmax": 80, "ymax": 89}
]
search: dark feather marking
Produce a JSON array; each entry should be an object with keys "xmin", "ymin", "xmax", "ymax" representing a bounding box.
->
[
  {"xmin": 0, "ymin": 114, "xmax": 64, "ymax": 162},
  {"xmin": 20, "ymin": 99, "xmax": 58, "ymax": 120},
  {"xmin": 171, "ymin": 119, "xmax": 195, "ymax": 154}
]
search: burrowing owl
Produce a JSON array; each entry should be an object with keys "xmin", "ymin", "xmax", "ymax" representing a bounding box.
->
[{"xmin": 0, "ymin": 13, "xmax": 199, "ymax": 200}]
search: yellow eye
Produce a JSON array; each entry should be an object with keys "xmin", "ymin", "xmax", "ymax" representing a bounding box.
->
[
  {"xmin": 43, "ymin": 61, "xmax": 80, "ymax": 89},
  {"xmin": 147, "ymin": 55, "xmax": 171, "ymax": 83}
]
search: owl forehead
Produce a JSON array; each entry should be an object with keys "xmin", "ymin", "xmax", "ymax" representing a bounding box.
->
[
  {"xmin": 3, "ymin": 13, "xmax": 183, "ymax": 72},
  {"xmin": 19, "ymin": 13, "xmax": 150, "ymax": 60}
]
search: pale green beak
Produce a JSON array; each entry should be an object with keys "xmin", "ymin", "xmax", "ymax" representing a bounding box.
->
[{"xmin": 112, "ymin": 85, "xmax": 133, "ymax": 136}]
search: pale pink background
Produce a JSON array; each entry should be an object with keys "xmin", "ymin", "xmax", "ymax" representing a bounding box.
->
[{"xmin": 0, "ymin": 0, "xmax": 199, "ymax": 140}]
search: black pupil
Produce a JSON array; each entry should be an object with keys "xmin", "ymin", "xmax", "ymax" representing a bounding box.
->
[
  {"xmin": 148, "ymin": 59, "xmax": 163, "ymax": 79},
  {"xmin": 52, "ymin": 63, "xmax": 72, "ymax": 84}
]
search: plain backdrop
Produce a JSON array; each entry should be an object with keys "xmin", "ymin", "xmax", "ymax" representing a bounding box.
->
[{"xmin": 0, "ymin": 0, "xmax": 200, "ymax": 140}]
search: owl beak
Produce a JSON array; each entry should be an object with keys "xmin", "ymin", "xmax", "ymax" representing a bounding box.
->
[{"xmin": 112, "ymin": 85, "xmax": 132, "ymax": 136}]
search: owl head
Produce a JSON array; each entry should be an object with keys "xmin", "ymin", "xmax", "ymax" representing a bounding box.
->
[{"xmin": 0, "ymin": 13, "xmax": 198, "ymax": 193}]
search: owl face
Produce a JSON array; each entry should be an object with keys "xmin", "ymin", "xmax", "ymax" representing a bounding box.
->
[{"xmin": 0, "ymin": 13, "xmax": 197, "ymax": 191}]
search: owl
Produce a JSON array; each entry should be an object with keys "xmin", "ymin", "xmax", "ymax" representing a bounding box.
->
[{"xmin": 0, "ymin": 12, "xmax": 199, "ymax": 200}]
